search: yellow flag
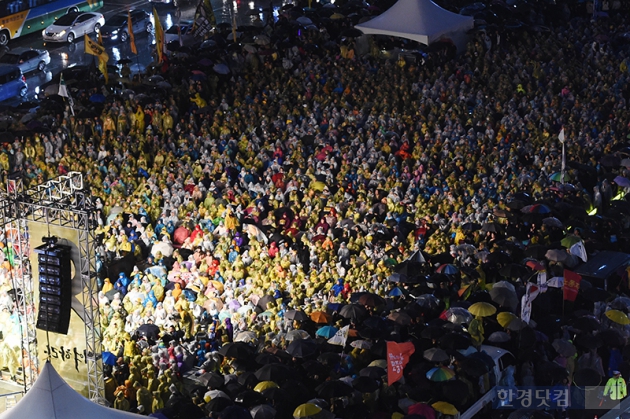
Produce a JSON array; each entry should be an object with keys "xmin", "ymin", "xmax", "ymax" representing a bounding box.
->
[
  {"xmin": 84, "ymin": 34, "xmax": 107, "ymax": 57},
  {"xmin": 97, "ymin": 28, "xmax": 103, "ymax": 46},
  {"xmin": 84, "ymin": 34, "xmax": 109, "ymax": 84},
  {"xmin": 152, "ymin": 8, "xmax": 164, "ymax": 63},
  {"xmin": 128, "ymin": 11, "xmax": 137, "ymax": 55}
]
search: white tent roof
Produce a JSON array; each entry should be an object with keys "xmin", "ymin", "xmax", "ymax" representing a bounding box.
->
[
  {"xmin": 0, "ymin": 362, "xmax": 144, "ymax": 419},
  {"xmin": 355, "ymin": 0, "xmax": 474, "ymax": 45}
]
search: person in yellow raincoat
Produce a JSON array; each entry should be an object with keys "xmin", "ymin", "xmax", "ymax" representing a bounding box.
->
[{"xmin": 469, "ymin": 316, "xmax": 485, "ymax": 348}]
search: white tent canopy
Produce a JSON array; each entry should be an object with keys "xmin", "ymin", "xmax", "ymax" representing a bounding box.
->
[
  {"xmin": 355, "ymin": 0, "xmax": 474, "ymax": 46},
  {"xmin": 0, "ymin": 362, "xmax": 143, "ymax": 419}
]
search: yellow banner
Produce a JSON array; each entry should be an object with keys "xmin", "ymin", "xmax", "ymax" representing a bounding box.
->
[
  {"xmin": 152, "ymin": 8, "xmax": 164, "ymax": 63},
  {"xmin": 128, "ymin": 11, "xmax": 137, "ymax": 55},
  {"xmin": 84, "ymin": 34, "xmax": 107, "ymax": 58}
]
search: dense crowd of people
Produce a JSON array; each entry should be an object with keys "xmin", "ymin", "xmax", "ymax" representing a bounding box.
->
[{"xmin": 3, "ymin": 0, "xmax": 630, "ymax": 418}]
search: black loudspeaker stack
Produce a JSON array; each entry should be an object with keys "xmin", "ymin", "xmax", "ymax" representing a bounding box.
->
[{"xmin": 35, "ymin": 239, "xmax": 72, "ymax": 334}]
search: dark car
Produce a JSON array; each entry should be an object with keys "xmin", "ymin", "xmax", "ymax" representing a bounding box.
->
[{"xmin": 100, "ymin": 10, "xmax": 152, "ymax": 43}]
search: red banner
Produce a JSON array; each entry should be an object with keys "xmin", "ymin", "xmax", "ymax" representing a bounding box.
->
[
  {"xmin": 387, "ymin": 341, "xmax": 415, "ymax": 384},
  {"xmin": 563, "ymin": 269, "xmax": 582, "ymax": 302}
]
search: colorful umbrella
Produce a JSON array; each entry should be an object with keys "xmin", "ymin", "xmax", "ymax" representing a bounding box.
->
[
  {"xmin": 561, "ymin": 235, "xmax": 582, "ymax": 248},
  {"xmin": 426, "ymin": 367, "xmax": 456, "ymax": 382},
  {"xmin": 468, "ymin": 302, "xmax": 496, "ymax": 317},
  {"xmin": 436, "ymin": 264, "xmax": 459, "ymax": 275},
  {"xmin": 521, "ymin": 204, "xmax": 552, "ymax": 214}
]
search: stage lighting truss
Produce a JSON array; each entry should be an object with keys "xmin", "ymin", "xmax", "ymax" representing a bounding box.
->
[{"xmin": 0, "ymin": 172, "xmax": 103, "ymax": 400}]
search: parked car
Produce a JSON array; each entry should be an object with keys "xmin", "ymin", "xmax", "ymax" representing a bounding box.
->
[
  {"xmin": 0, "ymin": 66, "xmax": 27, "ymax": 102},
  {"xmin": 42, "ymin": 11, "xmax": 105, "ymax": 43},
  {"xmin": 149, "ymin": 0, "xmax": 181, "ymax": 8},
  {"xmin": 100, "ymin": 10, "xmax": 153, "ymax": 43},
  {"xmin": 0, "ymin": 47, "xmax": 50, "ymax": 73},
  {"xmin": 164, "ymin": 21, "xmax": 195, "ymax": 45}
]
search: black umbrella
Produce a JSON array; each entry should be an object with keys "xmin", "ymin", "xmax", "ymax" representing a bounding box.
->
[
  {"xmin": 220, "ymin": 405, "xmax": 254, "ymax": 419},
  {"xmin": 499, "ymin": 264, "xmax": 530, "ymax": 279},
  {"xmin": 461, "ymin": 222, "xmax": 482, "ymax": 231},
  {"xmin": 439, "ymin": 332, "xmax": 471, "ymax": 350},
  {"xmin": 285, "ymin": 309, "xmax": 309, "ymax": 322},
  {"xmin": 318, "ymin": 352, "xmax": 342, "ymax": 367},
  {"xmin": 261, "ymin": 387, "xmax": 291, "ymax": 405},
  {"xmin": 341, "ymin": 27, "xmax": 363, "ymax": 37},
  {"xmin": 205, "ymin": 397, "xmax": 233, "ymax": 414},
  {"xmin": 280, "ymin": 379, "xmax": 311, "ymax": 405},
  {"xmin": 570, "ymin": 316, "xmax": 600, "ymax": 332},
  {"xmin": 255, "ymin": 363, "xmax": 292, "ymax": 382},
  {"xmin": 574, "ymin": 334, "xmax": 603, "ymax": 350},
  {"xmin": 316, "ymin": 380, "xmax": 353, "ymax": 399},
  {"xmin": 352, "ymin": 376, "xmax": 380, "ymax": 393},
  {"xmin": 598, "ymin": 329, "xmax": 625, "ymax": 347},
  {"xmin": 136, "ymin": 323, "xmax": 160, "ymax": 341},
  {"xmin": 301, "ymin": 360, "xmax": 329, "ymax": 377},
  {"xmin": 573, "ymin": 368, "xmax": 602, "ymax": 387},
  {"xmin": 486, "ymin": 251, "xmax": 513, "ymax": 265},
  {"xmin": 255, "ymin": 353, "xmax": 282, "ymax": 365},
  {"xmin": 286, "ymin": 339, "xmax": 318, "ymax": 358},
  {"xmin": 238, "ymin": 371, "xmax": 259, "ymax": 388},
  {"xmin": 257, "ymin": 295, "xmax": 276, "ymax": 311},
  {"xmin": 359, "ymin": 366, "xmax": 386, "ymax": 380},
  {"xmin": 219, "ymin": 342, "xmax": 255, "ymax": 360},
  {"xmin": 537, "ymin": 361, "xmax": 569, "ymax": 383},
  {"xmin": 460, "ymin": 357, "xmax": 489, "ymax": 378},
  {"xmin": 524, "ymin": 245, "xmax": 550, "ymax": 260},
  {"xmin": 198, "ymin": 371, "xmax": 225, "ymax": 388},
  {"xmin": 420, "ymin": 325, "xmax": 447, "ymax": 340},
  {"xmin": 234, "ymin": 390, "xmax": 266, "ymax": 408},
  {"xmin": 358, "ymin": 316, "xmax": 389, "ymax": 339},
  {"xmin": 339, "ymin": 304, "xmax": 367, "ymax": 321}
]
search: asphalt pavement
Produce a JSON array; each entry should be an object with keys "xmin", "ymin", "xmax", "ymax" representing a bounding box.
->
[{"xmin": 1, "ymin": 0, "xmax": 283, "ymax": 104}]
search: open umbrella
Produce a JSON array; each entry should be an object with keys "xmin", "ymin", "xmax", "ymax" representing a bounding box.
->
[
  {"xmin": 488, "ymin": 331, "xmax": 511, "ymax": 343},
  {"xmin": 497, "ymin": 312, "xmax": 518, "ymax": 328},
  {"xmin": 315, "ymin": 326, "xmax": 339, "ymax": 339},
  {"xmin": 438, "ymin": 332, "xmax": 471, "ymax": 350},
  {"xmin": 573, "ymin": 368, "xmax": 602, "ymax": 387},
  {"xmin": 293, "ymin": 403, "xmax": 322, "ymax": 418},
  {"xmin": 213, "ymin": 63, "xmax": 230, "ymax": 74},
  {"xmin": 250, "ymin": 404, "xmax": 276, "ymax": 419},
  {"xmin": 286, "ymin": 329, "xmax": 311, "ymax": 341},
  {"xmin": 468, "ymin": 302, "xmax": 496, "ymax": 317},
  {"xmin": 136, "ymin": 323, "xmax": 160, "ymax": 341},
  {"xmin": 360, "ymin": 366, "xmax": 386, "ymax": 380},
  {"xmin": 286, "ymin": 339, "xmax": 318, "ymax": 358},
  {"xmin": 424, "ymin": 348, "xmax": 449, "ymax": 363},
  {"xmin": 432, "ymin": 401, "xmax": 458, "ymax": 415},
  {"xmin": 102, "ymin": 351, "xmax": 117, "ymax": 366},
  {"xmin": 316, "ymin": 380, "xmax": 353, "ymax": 399},
  {"xmin": 436, "ymin": 264, "xmax": 459, "ymax": 275},
  {"xmin": 605, "ymin": 310, "xmax": 630, "ymax": 325},
  {"xmin": 255, "ymin": 363, "xmax": 292, "ymax": 383},
  {"xmin": 285, "ymin": 310, "xmax": 309, "ymax": 322},
  {"xmin": 219, "ymin": 342, "xmax": 255, "ymax": 360},
  {"xmin": 339, "ymin": 304, "xmax": 367, "ymax": 321},
  {"xmin": 388, "ymin": 311, "xmax": 412, "ymax": 325},
  {"xmin": 235, "ymin": 331, "xmax": 258, "ymax": 343},
  {"xmin": 552, "ymin": 339, "xmax": 577, "ymax": 357},
  {"xmin": 253, "ymin": 381, "xmax": 278, "ymax": 393},
  {"xmin": 199, "ymin": 372, "xmax": 225, "ymax": 388},
  {"xmin": 490, "ymin": 287, "xmax": 519, "ymax": 310},
  {"xmin": 561, "ymin": 235, "xmax": 582, "ymax": 248},
  {"xmin": 310, "ymin": 311, "xmax": 331, "ymax": 324},
  {"xmin": 350, "ymin": 340, "xmax": 372, "ymax": 350},
  {"xmin": 352, "ymin": 376, "xmax": 379, "ymax": 393},
  {"xmin": 545, "ymin": 249, "xmax": 570, "ymax": 263},
  {"xmin": 358, "ymin": 293, "xmax": 385, "ymax": 308},
  {"xmin": 542, "ymin": 217, "xmax": 564, "ymax": 228},
  {"xmin": 444, "ymin": 307, "xmax": 473, "ymax": 325},
  {"xmin": 522, "ymin": 204, "xmax": 552, "ymax": 214},
  {"xmin": 426, "ymin": 367, "xmax": 456, "ymax": 382}
]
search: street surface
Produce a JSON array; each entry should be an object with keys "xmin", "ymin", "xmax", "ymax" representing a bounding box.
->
[{"xmin": 1, "ymin": 0, "xmax": 285, "ymax": 103}]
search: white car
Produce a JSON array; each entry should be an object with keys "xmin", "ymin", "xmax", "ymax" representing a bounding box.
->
[{"xmin": 42, "ymin": 11, "xmax": 105, "ymax": 43}]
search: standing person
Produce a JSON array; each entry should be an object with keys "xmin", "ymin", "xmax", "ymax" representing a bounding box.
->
[{"xmin": 604, "ymin": 370, "xmax": 627, "ymax": 406}]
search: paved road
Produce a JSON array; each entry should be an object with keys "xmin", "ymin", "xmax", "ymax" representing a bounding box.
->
[{"xmin": 0, "ymin": 0, "xmax": 283, "ymax": 104}]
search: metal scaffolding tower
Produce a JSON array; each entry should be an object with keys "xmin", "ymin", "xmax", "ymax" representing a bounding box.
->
[{"xmin": 0, "ymin": 172, "xmax": 103, "ymax": 399}]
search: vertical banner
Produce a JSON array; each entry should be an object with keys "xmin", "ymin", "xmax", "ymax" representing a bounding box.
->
[
  {"xmin": 128, "ymin": 11, "xmax": 137, "ymax": 55},
  {"xmin": 387, "ymin": 341, "xmax": 415, "ymax": 384},
  {"xmin": 563, "ymin": 269, "xmax": 582, "ymax": 302},
  {"xmin": 152, "ymin": 8, "xmax": 164, "ymax": 63}
]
